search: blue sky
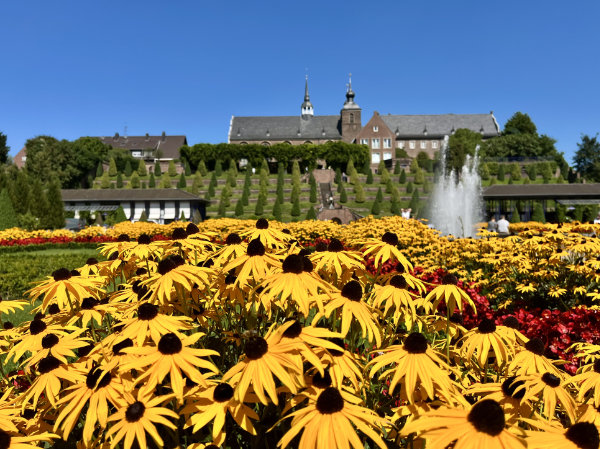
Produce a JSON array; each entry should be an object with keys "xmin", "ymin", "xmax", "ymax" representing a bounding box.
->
[{"xmin": 1, "ymin": 1, "xmax": 599, "ymax": 162}]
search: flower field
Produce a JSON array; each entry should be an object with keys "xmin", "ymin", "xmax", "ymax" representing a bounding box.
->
[{"xmin": 1, "ymin": 217, "xmax": 600, "ymax": 449}]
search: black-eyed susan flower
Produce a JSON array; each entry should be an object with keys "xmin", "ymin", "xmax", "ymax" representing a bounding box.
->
[
  {"xmin": 368, "ymin": 332, "xmax": 459, "ymax": 404},
  {"xmin": 27, "ymin": 268, "xmax": 104, "ymax": 312},
  {"xmin": 222, "ymin": 325, "xmax": 302, "ymax": 405},
  {"xmin": 21, "ymin": 356, "xmax": 84, "ymax": 408},
  {"xmin": 212, "ymin": 233, "xmax": 247, "ymax": 267},
  {"xmin": 369, "ymin": 274, "xmax": 418, "ymax": 330},
  {"xmin": 423, "ymin": 273, "xmax": 476, "ymax": 316},
  {"xmin": 310, "ymin": 238, "xmax": 365, "ymax": 285},
  {"xmin": 105, "ymin": 389, "xmax": 178, "ymax": 449},
  {"xmin": 54, "ymin": 366, "xmax": 126, "ymax": 443},
  {"xmin": 525, "ymin": 420, "xmax": 599, "ymax": 449},
  {"xmin": 361, "ymin": 232, "xmax": 413, "ymax": 272},
  {"xmin": 241, "ymin": 218, "xmax": 292, "ymax": 249},
  {"xmin": 324, "ymin": 280, "xmax": 382, "ymax": 347},
  {"xmin": 458, "ymin": 318, "xmax": 514, "ymax": 370},
  {"xmin": 183, "ymin": 382, "xmax": 258, "ymax": 446},
  {"xmin": 402, "ymin": 399, "xmax": 527, "ymax": 449},
  {"xmin": 279, "ymin": 387, "xmax": 387, "ymax": 449},
  {"xmin": 0, "ymin": 430, "xmax": 57, "ymax": 449},
  {"xmin": 121, "ymin": 332, "xmax": 219, "ymax": 399},
  {"xmin": 118, "ymin": 302, "xmax": 193, "ymax": 346},
  {"xmin": 466, "ymin": 376, "xmax": 532, "ymax": 423},
  {"xmin": 24, "ymin": 328, "xmax": 90, "ymax": 369},
  {"xmin": 507, "ymin": 338, "xmax": 562, "ymax": 377},
  {"xmin": 314, "ymin": 338, "xmax": 364, "ymax": 391},
  {"xmin": 258, "ymin": 254, "xmax": 332, "ymax": 317},
  {"xmin": 518, "ymin": 372, "xmax": 577, "ymax": 422},
  {"xmin": 570, "ymin": 359, "xmax": 600, "ymax": 407},
  {"xmin": 223, "ymin": 238, "xmax": 281, "ymax": 286}
]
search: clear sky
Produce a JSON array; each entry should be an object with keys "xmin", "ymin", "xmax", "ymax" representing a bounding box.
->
[{"xmin": 2, "ymin": 1, "xmax": 599, "ymax": 162}]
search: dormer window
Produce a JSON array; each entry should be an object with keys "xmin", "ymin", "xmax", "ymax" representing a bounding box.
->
[{"xmin": 373, "ymin": 126, "xmax": 379, "ymax": 132}]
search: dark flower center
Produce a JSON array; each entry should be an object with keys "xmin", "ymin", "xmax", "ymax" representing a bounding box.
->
[
  {"xmin": 95, "ymin": 371, "xmax": 112, "ymax": 389},
  {"xmin": 137, "ymin": 234, "xmax": 152, "ymax": 245},
  {"xmin": 157, "ymin": 258, "xmax": 177, "ymax": 275},
  {"xmin": 302, "ymin": 257, "xmax": 313, "ymax": 272},
  {"xmin": 170, "ymin": 255, "xmax": 185, "ymax": 267},
  {"xmin": 256, "ymin": 218, "xmax": 269, "ymax": 229},
  {"xmin": 478, "ymin": 318, "xmax": 497, "ymax": 334},
  {"xmin": 501, "ymin": 376, "xmax": 525, "ymax": 399},
  {"xmin": 316, "ymin": 387, "xmax": 344, "ymax": 414},
  {"xmin": 30, "ymin": 318, "xmax": 47, "ymax": 335},
  {"xmin": 117, "ymin": 234, "xmax": 130, "ymax": 242},
  {"xmin": 315, "ymin": 242, "xmax": 328, "ymax": 252},
  {"xmin": 41, "ymin": 333, "xmax": 59, "ymax": 349},
  {"xmin": 22, "ymin": 409, "xmax": 36, "ymax": 419},
  {"xmin": 244, "ymin": 337, "xmax": 268, "ymax": 360},
  {"xmin": 594, "ymin": 359, "xmax": 600, "ymax": 374},
  {"xmin": 138, "ymin": 303, "xmax": 159, "ymax": 321},
  {"xmin": 71, "ymin": 269, "xmax": 80, "ymax": 277},
  {"xmin": 135, "ymin": 267, "xmax": 147, "ymax": 276},
  {"xmin": 125, "ymin": 401, "xmax": 146, "ymax": 422},
  {"xmin": 158, "ymin": 333, "xmax": 183, "ymax": 355},
  {"xmin": 226, "ymin": 233, "xmax": 242, "ymax": 245},
  {"xmin": 283, "ymin": 321, "xmax": 302, "ymax": 339},
  {"xmin": 327, "ymin": 239, "xmax": 344, "ymax": 252},
  {"xmin": 86, "ymin": 257, "xmax": 98, "ymax": 265},
  {"xmin": 34, "ymin": 312, "xmax": 44, "ymax": 320},
  {"xmin": 404, "ymin": 332, "xmax": 428, "ymax": 354},
  {"xmin": 312, "ymin": 370, "xmax": 332, "ymax": 389},
  {"xmin": 541, "ymin": 372, "xmax": 561, "ymax": 388},
  {"xmin": 38, "ymin": 355, "xmax": 61, "ymax": 374},
  {"xmin": 390, "ymin": 275, "xmax": 408, "ymax": 289},
  {"xmin": 171, "ymin": 228, "xmax": 188, "ymax": 240},
  {"xmin": 112, "ymin": 338, "xmax": 134, "ymax": 356},
  {"xmin": 108, "ymin": 251, "xmax": 119, "ymax": 260},
  {"xmin": 341, "ymin": 281, "xmax": 362, "ymax": 301},
  {"xmin": 502, "ymin": 316, "xmax": 520, "ymax": 330},
  {"xmin": 200, "ymin": 258, "xmax": 214, "ymax": 268},
  {"xmin": 213, "ymin": 383, "xmax": 234, "ymax": 402},
  {"xmin": 565, "ymin": 422, "xmax": 600, "ymax": 449},
  {"xmin": 3, "ymin": 322, "xmax": 13, "ymax": 330},
  {"xmin": 381, "ymin": 232, "xmax": 399, "ymax": 246},
  {"xmin": 52, "ymin": 268, "xmax": 72, "ymax": 281},
  {"xmin": 186, "ymin": 223, "xmax": 200, "ymax": 235},
  {"xmin": 395, "ymin": 262, "xmax": 406, "ymax": 273},
  {"xmin": 137, "ymin": 286, "xmax": 150, "ymax": 300},
  {"xmin": 78, "ymin": 343, "xmax": 94, "ymax": 358},
  {"xmin": 467, "ymin": 400, "xmax": 505, "ymax": 436},
  {"xmin": 81, "ymin": 297, "xmax": 99, "ymax": 310},
  {"xmin": 450, "ymin": 313, "xmax": 463, "ymax": 324},
  {"xmin": 0, "ymin": 429, "xmax": 11, "ymax": 449},
  {"xmin": 442, "ymin": 273, "xmax": 458, "ymax": 285},
  {"xmin": 132, "ymin": 280, "xmax": 142, "ymax": 293},
  {"xmin": 48, "ymin": 304, "xmax": 60, "ymax": 315},
  {"xmin": 282, "ymin": 228, "xmax": 291, "ymax": 234},
  {"xmin": 329, "ymin": 338, "xmax": 345, "ymax": 356},
  {"xmin": 225, "ymin": 272, "xmax": 237, "ymax": 285},
  {"xmin": 247, "ymin": 239, "xmax": 266, "ymax": 257},
  {"xmin": 282, "ymin": 254, "xmax": 304, "ymax": 274},
  {"xmin": 86, "ymin": 367, "xmax": 103, "ymax": 389},
  {"xmin": 525, "ymin": 338, "xmax": 545, "ymax": 356}
]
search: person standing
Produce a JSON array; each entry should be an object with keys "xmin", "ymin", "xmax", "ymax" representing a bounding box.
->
[
  {"xmin": 487, "ymin": 216, "xmax": 498, "ymax": 232},
  {"xmin": 496, "ymin": 215, "xmax": 510, "ymax": 236}
]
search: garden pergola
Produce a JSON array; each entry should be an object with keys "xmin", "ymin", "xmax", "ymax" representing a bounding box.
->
[{"xmin": 482, "ymin": 184, "xmax": 600, "ymax": 221}]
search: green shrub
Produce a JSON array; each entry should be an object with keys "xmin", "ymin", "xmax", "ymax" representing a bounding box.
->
[
  {"xmin": 355, "ymin": 183, "xmax": 365, "ymax": 203},
  {"xmin": 306, "ymin": 206, "xmax": 317, "ymax": 220},
  {"xmin": 160, "ymin": 173, "xmax": 171, "ymax": 188},
  {"xmin": 309, "ymin": 174, "xmax": 317, "ymax": 203},
  {"xmin": 108, "ymin": 158, "xmax": 118, "ymax": 177},
  {"xmin": 116, "ymin": 173, "xmax": 123, "ymax": 188},
  {"xmin": 149, "ymin": 173, "xmax": 156, "ymax": 188},
  {"xmin": 130, "ymin": 172, "xmax": 140, "ymax": 189},
  {"xmin": 366, "ymin": 170, "xmax": 373, "ymax": 184},
  {"xmin": 291, "ymin": 197, "xmax": 301, "ymax": 217},
  {"xmin": 198, "ymin": 160, "xmax": 208, "ymax": 176},
  {"xmin": 399, "ymin": 169, "xmax": 407, "ymax": 184},
  {"xmin": 393, "ymin": 163, "xmax": 401, "ymax": 175},
  {"xmin": 0, "ymin": 189, "xmax": 18, "ymax": 230},
  {"xmin": 178, "ymin": 173, "xmax": 187, "ymax": 189},
  {"xmin": 137, "ymin": 161, "xmax": 147, "ymax": 177},
  {"xmin": 413, "ymin": 168, "xmax": 425, "ymax": 185},
  {"xmin": 376, "ymin": 187, "xmax": 383, "ymax": 202},
  {"xmin": 154, "ymin": 162, "xmax": 161, "ymax": 176},
  {"xmin": 406, "ymin": 181, "xmax": 413, "ymax": 193},
  {"xmin": 497, "ymin": 164, "xmax": 505, "ymax": 181},
  {"xmin": 215, "ymin": 160, "xmax": 223, "ymax": 177},
  {"xmin": 370, "ymin": 199, "xmax": 381, "ymax": 215},
  {"xmin": 168, "ymin": 161, "xmax": 177, "ymax": 177},
  {"xmin": 235, "ymin": 199, "xmax": 244, "ymax": 217},
  {"xmin": 124, "ymin": 160, "xmax": 132, "ymax": 177},
  {"xmin": 532, "ymin": 202, "xmax": 546, "ymax": 223},
  {"xmin": 272, "ymin": 200, "xmax": 282, "ymax": 221},
  {"xmin": 340, "ymin": 185, "xmax": 347, "ymax": 203}
]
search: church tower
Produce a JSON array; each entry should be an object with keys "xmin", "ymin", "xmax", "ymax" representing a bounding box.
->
[
  {"xmin": 301, "ymin": 76, "xmax": 314, "ymax": 118},
  {"xmin": 340, "ymin": 74, "xmax": 361, "ymax": 142}
]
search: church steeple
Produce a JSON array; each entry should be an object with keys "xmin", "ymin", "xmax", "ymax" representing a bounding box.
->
[
  {"xmin": 343, "ymin": 73, "xmax": 359, "ymax": 109},
  {"xmin": 301, "ymin": 75, "xmax": 314, "ymax": 118},
  {"xmin": 340, "ymin": 73, "xmax": 361, "ymax": 142}
]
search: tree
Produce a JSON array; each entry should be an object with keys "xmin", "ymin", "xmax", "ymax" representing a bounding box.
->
[
  {"xmin": 10, "ymin": 170, "xmax": 31, "ymax": 215},
  {"xmin": 113, "ymin": 206, "xmax": 128, "ymax": 223},
  {"xmin": 416, "ymin": 151, "xmax": 430, "ymax": 169},
  {"xmin": 497, "ymin": 164, "xmax": 506, "ymax": 181},
  {"xmin": 366, "ymin": 169, "xmax": 373, "ymax": 184},
  {"xmin": 480, "ymin": 163, "xmax": 490, "ymax": 181},
  {"xmin": 573, "ymin": 134, "xmax": 600, "ymax": 182},
  {"xmin": 108, "ymin": 158, "xmax": 118, "ymax": 177},
  {"xmin": 340, "ymin": 185, "xmax": 347, "ymax": 203},
  {"xmin": 510, "ymin": 204, "xmax": 521, "ymax": 223},
  {"xmin": 0, "ymin": 132, "xmax": 9, "ymax": 164},
  {"xmin": 0, "ymin": 189, "xmax": 18, "ymax": 230},
  {"xmin": 168, "ymin": 160, "xmax": 177, "ymax": 177},
  {"xmin": 124, "ymin": 160, "xmax": 132, "ymax": 177},
  {"xmin": 413, "ymin": 168, "xmax": 425, "ymax": 185},
  {"xmin": 272, "ymin": 199, "xmax": 282, "ymax": 221},
  {"xmin": 409, "ymin": 189, "xmax": 420, "ymax": 215},
  {"xmin": 184, "ymin": 159, "xmax": 192, "ymax": 176},
  {"xmin": 399, "ymin": 169, "xmax": 407, "ymax": 184},
  {"xmin": 178, "ymin": 173, "xmax": 187, "ymax": 189},
  {"xmin": 96, "ymin": 162, "xmax": 104, "ymax": 178},
  {"xmin": 532, "ymin": 202, "xmax": 546, "ymax": 223},
  {"xmin": 447, "ymin": 129, "xmax": 482, "ymax": 174},
  {"xmin": 503, "ymin": 112, "xmax": 537, "ymax": 136},
  {"xmin": 355, "ymin": 183, "xmax": 365, "ymax": 203},
  {"xmin": 235, "ymin": 199, "xmax": 244, "ymax": 217},
  {"xmin": 198, "ymin": 160, "xmax": 208, "ymax": 176},
  {"xmin": 309, "ymin": 174, "xmax": 317, "ymax": 203},
  {"xmin": 116, "ymin": 173, "xmax": 124, "ymax": 188},
  {"xmin": 370, "ymin": 199, "xmax": 381, "ymax": 215},
  {"xmin": 380, "ymin": 168, "xmax": 390, "ymax": 185},
  {"xmin": 215, "ymin": 160, "xmax": 223, "ymax": 176},
  {"xmin": 406, "ymin": 181, "xmax": 413, "ymax": 193},
  {"xmin": 254, "ymin": 194, "xmax": 265, "ymax": 215},
  {"xmin": 306, "ymin": 206, "xmax": 317, "ymax": 220},
  {"xmin": 509, "ymin": 163, "xmax": 521, "ymax": 181},
  {"xmin": 100, "ymin": 171, "xmax": 110, "ymax": 189},
  {"xmin": 154, "ymin": 162, "xmax": 162, "ymax": 176},
  {"xmin": 149, "ymin": 172, "xmax": 156, "ymax": 188},
  {"xmin": 137, "ymin": 161, "xmax": 147, "ymax": 177},
  {"xmin": 130, "ymin": 172, "xmax": 140, "ymax": 189},
  {"xmin": 43, "ymin": 182, "xmax": 64, "ymax": 229},
  {"xmin": 334, "ymin": 168, "xmax": 342, "ymax": 184},
  {"xmin": 191, "ymin": 172, "xmax": 202, "ymax": 195},
  {"xmin": 139, "ymin": 210, "xmax": 148, "ymax": 222},
  {"xmin": 180, "ymin": 211, "xmax": 186, "ymax": 221},
  {"xmin": 527, "ymin": 164, "xmax": 537, "ymax": 181},
  {"xmin": 393, "ymin": 163, "xmax": 401, "ymax": 175},
  {"xmin": 160, "ymin": 173, "xmax": 171, "ymax": 188},
  {"xmin": 376, "ymin": 187, "xmax": 383, "ymax": 203}
]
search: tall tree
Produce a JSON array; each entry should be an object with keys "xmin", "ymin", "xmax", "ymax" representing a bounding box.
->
[
  {"xmin": 0, "ymin": 189, "xmax": 18, "ymax": 229},
  {"xmin": 0, "ymin": 132, "xmax": 9, "ymax": 164},
  {"xmin": 503, "ymin": 112, "xmax": 537, "ymax": 136},
  {"xmin": 573, "ymin": 134, "xmax": 600, "ymax": 182},
  {"xmin": 43, "ymin": 181, "xmax": 65, "ymax": 229}
]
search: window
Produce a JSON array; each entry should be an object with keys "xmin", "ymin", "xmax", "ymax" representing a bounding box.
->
[
  {"xmin": 432, "ymin": 141, "xmax": 438, "ymax": 149},
  {"xmin": 371, "ymin": 153, "xmax": 381, "ymax": 164},
  {"xmin": 371, "ymin": 138, "xmax": 380, "ymax": 149},
  {"xmin": 131, "ymin": 150, "xmax": 142, "ymax": 158},
  {"xmin": 383, "ymin": 138, "xmax": 391, "ymax": 149},
  {"xmin": 397, "ymin": 141, "xmax": 405, "ymax": 149},
  {"xmin": 360, "ymin": 138, "xmax": 369, "ymax": 145},
  {"xmin": 383, "ymin": 152, "xmax": 392, "ymax": 160},
  {"xmin": 420, "ymin": 141, "xmax": 427, "ymax": 149},
  {"xmin": 409, "ymin": 141, "xmax": 415, "ymax": 149},
  {"xmin": 373, "ymin": 126, "xmax": 379, "ymax": 132}
]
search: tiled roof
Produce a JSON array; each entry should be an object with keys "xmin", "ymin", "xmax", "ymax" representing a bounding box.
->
[
  {"xmin": 61, "ymin": 189, "xmax": 206, "ymax": 202},
  {"xmin": 483, "ymin": 184, "xmax": 600, "ymax": 199},
  {"xmin": 97, "ymin": 134, "xmax": 187, "ymax": 159},
  {"xmin": 229, "ymin": 115, "xmax": 342, "ymax": 141},
  {"xmin": 380, "ymin": 113, "xmax": 500, "ymax": 139}
]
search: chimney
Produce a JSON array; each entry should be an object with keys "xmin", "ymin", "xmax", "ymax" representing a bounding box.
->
[
  {"xmin": 161, "ymin": 131, "xmax": 166, "ymax": 142},
  {"xmin": 145, "ymin": 133, "xmax": 149, "ymax": 141}
]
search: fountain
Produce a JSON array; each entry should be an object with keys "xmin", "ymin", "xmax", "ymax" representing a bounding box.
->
[{"xmin": 428, "ymin": 136, "xmax": 483, "ymax": 238}]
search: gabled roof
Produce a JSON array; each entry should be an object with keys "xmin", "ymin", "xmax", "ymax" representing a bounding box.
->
[
  {"xmin": 229, "ymin": 115, "xmax": 342, "ymax": 141},
  {"xmin": 380, "ymin": 113, "xmax": 500, "ymax": 139},
  {"xmin": 483, "ymin": 183, "xmax": 600, "ymax": 200},
  {"xmin": 61, "ymin": 189, "xmax": 206, "ymax": 202},
  {"xmin": 97, "ymin": 134, "xmax": 187, "ymax": 159}
]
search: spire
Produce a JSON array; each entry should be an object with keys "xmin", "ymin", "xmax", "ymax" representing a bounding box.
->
[
  {"xmin": 301, "ymin": 75, "xmax": 314, "ymax": 118},
  {"xmin": 343, "ymin": 73, "xmax": 359, "ymax": 109}
]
